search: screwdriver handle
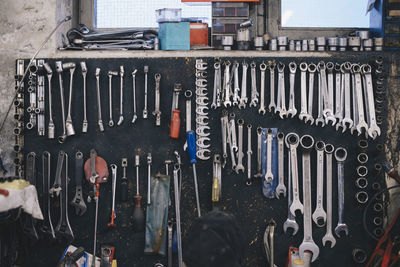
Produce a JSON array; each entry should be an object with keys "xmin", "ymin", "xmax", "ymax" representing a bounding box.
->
[
  {"xmin": 211, "ymin": 177, "xmax": 219, "ymax": 203},
  {"xmin": 186, "ymin": 130, "xmax": 197, "ymax": 164},
  {"xmin": 170, "ymin": 110, "xmax": 181, "ymax": 139},
  {"xmin": 132, "ymin": 194, "xmax": 145, "ymax": 232}
]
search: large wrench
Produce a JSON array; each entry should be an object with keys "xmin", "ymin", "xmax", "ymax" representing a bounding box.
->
[
  {"xmin": 306, "ymin": 63, "xmax": 316, "ymax": 125},
  {"xmin": 341, "ymin": 62, "xmax": 353, "ymax": 132},
  {"xmin": 299, "ymin": 135, "xmax": 319, "ymax": 262},
  {"xmin": 334, "ymin": 147, "xmax": 348, "ymax": 238},
  {"xmin": 117, "ymin": 66, "xmax": 125, "ymax": 125},
  {"xmin": 63, "ymin": 62, "xmax": 76, "ymax": 137},
  {"xmin": 318, "ymin": 61, "xmax": 332, "ymax": 118},
  {"xmin": 254, "ymin": 127, "xmax": 263, "ymax": 178},
  {"xmin": 264, "ymin": 129, "xmax": 274, "ymax": 187},
  {"xmin": 246, "ymin": 124, "xmax": 252, "ymax": 185},
  {"xmin": 322, "ymin": 144, "xmax": 336, "ymax": 248},
  {"xmin": 236, "ymin": 119, "xmax": 245, "ymax": 173},
  {"xmin": 277, "ymin": 62, "xmax": 287, "ymax": 119},
  {"xmin": 258, "ymin": 62, "xmax": 267, "ymax": 114},
  {"xmin": 223, "ymin": 61, "xmax": 232, "ymax": 107},
  {"xmin": 211, "ymin": 62, "xmax": 221, "ymax": 109},
  {"xmin": 40, "ymin": 151, "xmax": 55, "ymax": 239},
  {"xmin": 131, "ymin": 69, "xmax": 138, "ymax": 123},
  {"xmin": 153, "ymin": 73, "xmax": 162, "ymax": 126},
  {"xmin": 80, "ymin": 62, "xmax": 88, "ymax": 132},
  {"xmin": 268, "ymin": 62, "xmax": 276, "ymax": 112},
  {"xmin": 350, "ymin": 66, "xmax": 359, "ymax": 135},
  {"xmin": 227, "ymin": 115, "xmax": 237, "ymax": 171},
  {"xmin": 143, "ymin": 66, "xmax": 149, "ymax": 119},
  {"xmin": 238, "ymin": 61, "xmax": 248, "ymax": 109},
  {"xmin": 315, "ymin": 71, "xmax": 325, "ymax": 127},
  {"xmin": 334, "ymin": 63, "xmax": 343, "ymax": 123},
  {"xmin": 325, "ymin": 62, "xmax": 336, "ymax": 125},
  {"xmin": 221, "ymin": 110, "xmax": 228, "ymax": 168},
  {"xmin": 312, "ymin": 141, "xmax": 327, "ymax": 227},
  {"xmin": 70, "ymin": 151, "xmax": 87, "ymax": 216},
  {"xmin": 362, "ymin": 64, "xmax": 381, "ymax": 139},
  {"xmin": 353, "ymin": 64, "xmax": 368, "ymax": 135},
  {"xmin": 107, "ymin": 70, "xmax": 118, "ymax": 127},
  {"xmin": 298, "ymin": 62, "xmax": 309, "ymax": 122},
  {"xmin": 275, "ymin": 132, "xmax": 286, "ymax": 198},
  {"xmin": 287, "ymin": 133, "xmax": 303, "ymax": 215},
  {"xmin": 55, "ymin": 61, "xmax": 67, "ymax": 143},
  {"xmin": 287, "ymin": 62, "xmax": 297, "ymax": 117},
  {"xmin": 95, "ymin": 68, "xmax": 104, "ymax": 132},
  {"xmin": 232, "ymin": 61, "xmax": 241, "ymax": 106},
  {"xmin": 44, "ymin": 63, "xmax": 55, "ymax": 139},
  {"xmin": 249, "ymin": 62, "xmax": 259, "ymax": 107}
]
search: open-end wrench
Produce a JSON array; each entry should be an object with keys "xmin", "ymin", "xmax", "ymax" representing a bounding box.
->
[
  {"xmin": 268, "ymin": 62, "xmax": 276, "ymax": 113},
  {"xmin": 153, "ymin": 73, "xmax": 162, "ymax": 126},
  {"xmin": 277, "ymin": 62, "xmax": 287, "ymax": 119},
  {"xmin": 322, "ymin": 144, "xmax": 336, "ymax": 248},
  {"xmin": 232, "ymin": 61, "xmax": 240, "ymax": 106},
  {"xmin": 211, "ymin": 62, "xmax": 221, "ymax": 109},
  {"xmin": 55, "ymin": 61, "xmax": 67, "ymax": 143},
  {"xmin": 63, "ymin": 62, "xmax": 76, "ymax": 136},
  {"xmin": 312, "ymin": 141, "xmax": 327, "ymax": 227},
  {"xmin": 43, "ymin": 63, "xmax": 55, "ymax": 139},
  {"xmin": 40, "ymin": 151, "xmax": 56, "ymax": 239},
  {"xmin": 117, "ymin": 66, "xmax": 125, "ymax": 125},
  {"xmin": 80, "ymin": 62, "xmax": 88, "ymax": 132},
  {"xmin": 143, "ymin": 66, "xmax": 149, "ymax": 119},
  {"xmin": 249, "ymin": 62, "xmax": 259, "ymax": 107},
  {"xmin": 298, "ymin": 62, "xmax": 309, "ymax": 122},
  {"xmin": 131, "ymin": 69, "xmax": 138, "ymax": 123},
  {"xmin": 223, "ymin": 61, "xmax": 232, "ymax": 107},
  {"xmin": 305, "ymin": 63, "xmax": 316, "ymax": 125},
  {"xmin": 315, "ymin": 71, "xmax": 325, "ymax": 127},
  {"xmin": 318, "ymin": 61, "xmax": 332, "ymax": 119},
  {"xmin": 229, "ymin": 113, "xmax": 238, "ymax": 152},
  {"xmin": 258, "ymin": 62, "xmax": 267, "ymax": 115},
  {"xmin": 334, "ymin": 147, "xmax": 348, "ymax": 238},
  {"xmin": 238, "ymin": 61, "xmax": 248, "ymax": 109},
  {"xmin": 264, "ymin": 129, "xmax": 274, "ymax": 188},
  {"xmin": 299, "ymin": 135, "xmax": 319, "ymax": 262},
  {"xmin": 236, "ymin": 119, "xmax": 245, "ymax": 173},
  {"xmin": 227, "ymin": 118, "xmax": 237, "ymax": 171},
  {"xmin": 95, "ymin": 68, "xmax": 105, "ymax": 132},
  {"xmin": 246, "ymin": 124, "xmax": 252, "ymax": 185},
  {"xmin": 353, "ymin": 64, "xmax": 368, "ymax": 135},
  {"xmin": 287, "ymin": 133, "xmax": 303, "ymax": 216},
  {"xmin": 287, "ymin": 62, "xmax": 297, "ymax": 118},
  {"xmin": 276, "ymin": 132, "xmax": 286, "ymax": 198},
  {"xmin": 70, "ymin": 151, "xmax": 87, "ymax": 216},
  {"xmin": 108, "ymin": 164, "xmax": 117, "ymax": 227},
  {"xmin": 325, "ymin": 62, "xmax": 336, "ymax": 125},
  {"xmin": 362, "ymin": 64, "xmax": 381, "ymax": 139},
  {"xmin": 341, "ymin": 62, "xmax": 353, "ymax": 132},
  {"xmin": 107, "ymin": 70, "xmax": 118, "ymax": 127},
  {"xmin": 334, "ymin": 63, "xmax": 343, "ymax": 123},
  {"xmin": 350, "ymin": 66, "xmax": 359, "ymax": 135},
  {"xmin": 254, "ymin": 126, "xmax": 263, "ymax": 178},
  {"xmin": 283, "ymin": 137, "xmax": 299, "ymax": 235}
]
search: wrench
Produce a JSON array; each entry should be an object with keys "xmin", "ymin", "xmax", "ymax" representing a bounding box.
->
[
  {"xmin": 305, "ymin": 63, "xmax": 316, "ymax": 125},
  {"xmin": 353, "ymin": 64, "xmax": 368, "ymax": 135},
  {"xmin": 95, "ymin": 68, "xmax": 105, "ymax": 132},
  {"xmin": 43, "ymin": 63, "xmax": 55, "ymax": 139},
  {"xmin": 325, "ymin": 62, "xmax": 336, "ymax": 125},
  {"xmin": 147, "ymin": 153, "xmax": 152, "ymax": 205},
  {"xmin": 254, "ymin": 126, "xmax": 263, "ymax": 178},
  {"xmin": 196, "ymin": 125, "xmax": 210, "ymax": 137},
  {"xmin": 341, "ymin": 62, "xmax": 353, "ymax": 132},
  {"xmin": 108, "ymin": 164, "xmax": 117, "ymax": 227},
  {"xmin": 223, "ymin": 61, "xmax": 232, "ymax": 107},
  {"xmin": 298, "ymin": 62, "xmax": 309, "ymax": 122},
  {"xmin": 287, "ymin": 133, "xmax": 303, "ymax": 216},
  {"xmin": 268, "ymin": 62, "xmax": 276, "ymax": 113},
  {"xmin": 246, "ymin": 124, "xmax": 252, "ymax": 185},
  {"xmin": 283, "ymin": 137, "xmax": 299, "ymax": 235},
  {"xmin": 322, "ymin": 144, "xmax": 336, "ymax": 248},
  {"xmin": 153, "ymin": 73, "xmax": 162, "ymax": 126},
  {"xmin": 63, "ymin": 62, "xmax": 76, "ymax": 136},
  {"xmin": 258, "ymin": 62, "xmax": 267, "ymax": 115},
  {"xmin": 55, "ymin": 61, "xmax": 67, "ymax": 143},
  {"xmin": 362, "ymin": 64, "xmax": 381, "ymax": 139},
  {"xmin": 227, "ymin": 115, "xmax": 237, "ymax": 171},
  {"xmin": 334, "ymin": 147, "xmax": 348, "ymax": 238},
  {"xmin": 229, "ymin": 113, "xmax": 238, "ymax": 152},
  {"xmin": 318, "ymin": 61, "xmax": 332, "ymax": 118},
  {"xmin": 287, "ymin": 62, "xmax": 297, "ymax": 118},
  {"xmin": 350, "ymin": 66, "xmax": 359, "ymax": 135},
  {"xmin": 70, "ymin": 151, "xmax": 87, "ymax": 216},
  {"xmin": 131, "ymin": 69, "xmax": 138, "ymax": 123},
  {"xmin": 236, "ymin": 119, "xmax": 245, "ymax": 173},
  {"xmin": 264, "ymin": 129, "xmax": 274, "ymax": 188},
  {"xmin": 232, "ymin": 61, "xmax": 240, "ymax": 106},
  {"xmin": 276, "ymin": 132, "xmax": 286, "ymax": 198},
  {"xmin": 312, "ymin": 141, "xmax": 327, "ymax": 227},
  {"xmin": 238, "ymin": 61, "xmax": 248, "ymax": 109},
  {"xmin": 334, "ymin": 63, "xmax": 343, "ymax": 122},
  {"xmin": 117, "ymin": 66, "xmax": 125, "ymax": 125},
  {"xmin": 22, "ymin": 152, "xmax": 38, "ymax": 240},
  {"xmin": 277, "ymin": 62, "xmax": 287, "ymax": 119},
  {"xmin": 107, "ymin": 70, "xmax": 118, "ymax": 127},
  {"xmin": 40, "ymin": 151, "xmax": 56, "ymax": 239},
  {"xmin": 80, "ymin": 62, "xmax": 88, "ymax": 133},
  {"xmin": 315, "ymin": 71, "xmax": 325, "ymax": 127},
  {"xmin": 221, "ymin": 110, "xmax": 228, "ymax": 168},
  {"xmin": 249, "ymin": 62, "xmax": 259, "ymax": 107},
  {"xmin": 211, "ymin": 62, "xmax": 221, "ymax": 109},
  {"xmin": 143, "ymin": 65, "xmax": 149, "ymax": 119},
  {"xmin": 299, "ymin": 135, "xmax": 319, "ymax": 262}
]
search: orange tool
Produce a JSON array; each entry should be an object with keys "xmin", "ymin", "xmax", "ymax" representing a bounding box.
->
[{"xmin": 170, "ymin": 83, "xmax": 182, "ymax": 139}]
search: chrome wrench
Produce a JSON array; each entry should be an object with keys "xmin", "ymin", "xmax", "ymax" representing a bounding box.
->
[
  {"xmin": 131, "ymin": 69, "xmax": 138, "ymax": 123},
  {"xmin": 153, "ymin": 73, "xmax": 162, "ymax": 126},
  {"xmin": 362, "ymin": 64, "xmax": 381, "ymax": 139},
  {"xmin": 211, "ymin": 62, "xmax": 220, "ymax": 109},
  {"xmin": 334, "ymin": 147, "xmax": 348, "ymax": 238},
  {"xmin": 223, "ymin": 61, "xmax": 232, "ymax": 107},
  {"xmin": 312, "ymin": 141, "xmax": 327, "ymax": 227},
  {"xmin": 341, "ymin": 62, "xmax": 353, "ymax": 132},
  {"xmin": 318, "ymin": 61, "xmax": 332, "ymax": 118},
  {"xmin": 353, "ymin": 64, "xmax": 368, "ymax": 135},
  {"xmin": 238, "ymin": 61, "xmax": 248, "ymax": 109},
  {"xmin": 143, "ymin": 66, "xmax": 149, "ymax": 119},
  {"xmin": 254, "ymin": 126, "xmax": 263, "ymax": 178},
  {"xmin": 322, "ymin": 144, "xmax": 336, "ymax": 248},
  {"xmin": 276, "ymin": 132, "xmax": 286, "ymax": 198},
  {"xmin": 147, "ymin": 153, "xmax": 152, "ymax": 205},
  {"xmin": 249, "ymin": 62, "xmax": 259, "ymax": 107},
  {"xmin": 268, "ymin": 62, "xmax": 276, "ymax": 113},
  {"xmin": 221, "ymin": 110, "xmax": 228, "ymax": 168},
  {"xmin": 287, "ymin": 62, "xmax": 297, "ymax": 118},
  {"xmin": 334, "ymin": 63, "xmax": 343, "ymax": 122},
  {"xmin": 227, "ymin": 115, "xmax": 237, "ymax": 171},
  {"xmin": 108, "ymin": 164, "xmax": 117, "ymax": 227},
  {"xmin": 63, "ymin": 62, "xmax": 76, "ymax": 136},
  {"xmin": 277, "ymin": 62, "xmax": 287, "ymax": 119},
  {"xmin": 95, "ymin": 67, "xmax": 104, "ymax": 132},
  {"xmin": 236, "ymin": 119, "xmax": 245, "ymax": 173},
  {"xmin": 325, "ymin": 62, "xmax": 336, "ymax": 125},
  {"xmin": 80, "ymin": 62, "xmax": 88, "ymax": 132},
  {"xmin": 287, "ymin": 133, "xmax": 303, "ymax": 215},
  {"xmin": 43, "ymin": 63, "xmax": 55, "ymax": 139},
  {"xmin": 264, "ymin": 129, "xmax": 274, "ymax": 188},
  {"xmin": 350, "ymin": 66, "xmax": 359, "ymax": 135},
  {"xmin": 232, "ymin": 61, "xmax": 240, "ymax": 106},
  {"xmin": 55, "ymin": 61, "xmax": 67, "ymax": 143},
  {"xmin": 298, "ymin": 62, "xmax": 309, "ymax": 122},
  {"xmin": 229, "ymin": 113, "xmax": 238, "ymax": 152},
  {"xmin": 258, "ymin": 62, "xmax": 267, "ymax": 115},
  {"xmin": 306, "ymin": 63, "xmax": 316, "ymax": 125},
  {"xmin": 246, "ymin": 124, "xmax": 252, "ymax": 185},
  {"xmin": 117, "ymin": 66, "xmax": 124, "ymax": 125},
  {"xmin": 315, "ymin": 71, "xmax": 325, "ymax": 127},
  {"xmin": 107, "ymin": 70, "xmax": 118, "ymax": 127}
]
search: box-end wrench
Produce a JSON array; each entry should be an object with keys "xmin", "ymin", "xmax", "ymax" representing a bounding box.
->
[
  {"xmin": 249, "ymin": 62, "xmax": 259, "ymax": 107},
  {"xmin": 246, "ymin": 124, "xmax": 252, "ymax": 185},
  {"xmin": 238, "ymin": 61, "xmax": 248, "ymax": 109},
  {"xmin": 298, "ymin": 62, "xmax": 309, "ymax": 122},
  {"xmin": 223, "ymin": 61, "xmax": 232, "ymax": 107},
  {"xmin": 287, "ymin": 133, "xmax": 304, "ymax": 216},
  {"xmin": 55, "ymin": 61, "xmax": 67, "ymax": 143},
  {"xmin": 283, "ymin": 136, "xmax": 299, "ymax": 235},
  {"xmin": 322, "ymin": 144, "xmax": 336, "ymax": 248},
  {"xmin": 268, "ymin": 62, "xmax": 276, "ymax": 113},
  {"xmin": 107, "ymin": 164, "xmax": 117, "ymax": 227},
  {"xmin": 62, "ymin": 62, "xmax": 76, "ymax": 137},
  {"xmin": 362, "ymin": 64, "xmax": 381, "ymax": 139},
  {"xmin": 221, "ymin": 110, "xmax": 228, "ymax": 168},
  {"xmin": 211, "ymin": 62, "xmax": 220, "ymax": 109},
  {"xmin": 95, "ymin": 68, "xmax": 105, "ymax": 132},
  {"xmin": 80, "ymin": 62, "xmax": 88, "ymax": 133},
  {"xmin": 334, "ymin": 147, "xmax": 348, "ymax": 238},
  {"xmin": 312, "ymin": 141, "xmax": 327, "ymax": 227},
  {"xmin": 325, "ymin": 62, "xmax": 336, "ymax": 126},
  {"xmin": 143, "ymin": 66, "xmax": 149, "ymax": 119},
  {"xmin": 153, "ymin": 73, "xmax": 162, "ymax": 126},
  {"xmin": 254, "ymin": 126, "xmax": 263, "ymax": 178},
  {"xmin": 353, "ymin": 64, "xmax": 368, "ymax": 135},
  {"xmin": 236, "ymin": 119, "xmax": 245, "ymax": 173},
  {"xmin": 117, "ymin": 66, "xmax": 125, "ymax": 125},
  {"xmin": 107, "ymin": 70, "xmax": 118, "ymax": 127},
  {"xmin": 258, "ymin": 62, "xmax": 267, "ymax": 115},
  {"xmin": 70, "ymin": 151, "xmax": 87, "ymax": 216},
  {"xmin": 277, "ymin": 62, "xmax": 287, "ymax": 119},
  {"xmin": 131, "ymin": 69, "xmax": 138, "ymax": 123},
  {"xmin": 287, "ymin": 62, "xmax": 297, "ymax": 118},
  {"xmin": 299, "ymin": 135, "xmax": 319, "ymax": 262},
  {"xmin": 341, "ymin": 62, "xmax": 353, "ymax": 132},
  {"xmin": 276, "ymin": 132, "xmax": 286, "ymax": 198},
  {"xmin": 43, "ymin": 63, "xmax": 55, "ymax": 139},
  {"xmin": 232, "ymin": 61, "xmax": 240, "ymax": 106}
]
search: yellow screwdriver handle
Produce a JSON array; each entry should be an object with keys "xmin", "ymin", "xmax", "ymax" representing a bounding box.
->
[{"xmin": 212, "ymin": 177, "xmax": 219, "ymax": 202}]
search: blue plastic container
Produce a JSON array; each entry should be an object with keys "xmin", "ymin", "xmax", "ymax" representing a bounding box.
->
[{"xmin": 158, "ymin": 22, "xmax": 190, "ymax": 50}]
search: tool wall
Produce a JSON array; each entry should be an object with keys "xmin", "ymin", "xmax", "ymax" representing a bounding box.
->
[{"xmin": 17, "ymin": 54, "xmax": 388, "ymax": 267}]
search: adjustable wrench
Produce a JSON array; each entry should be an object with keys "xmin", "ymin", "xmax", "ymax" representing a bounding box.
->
[
  {"xmin": 341, "ymin": 62, "xmax": 353, "ymax": 132},
  {"xmin": 236, "ymin": 119, "xmax": 245, "ymax": 173},
  {"xmin": 353, "ymin": 64, "xmax": 368, "ymax": 135},
  {"xmin": 277, "ymin": 62, "xmax": 287, "ymax": 119},
  {"xmin": 108, "ymin": 164, "xmax": 117, "ymax": 227},
  {"xmin": 315, "ymin": 71, "xmax": 325, "ymax": 127},
  {"xmin": 268, "ymin": 62, "xmax": 276, "ymax": 113},
  {"xmin": 70, "ymin": 151, "xmax": 87, "ymax": 216},
  {"xmin": 50, "ymin": 151, "xmax": 64, "ymax": 197},
  {"xmin": 55, "ymin": 61, "xmax": 67, "ymax": 143},
  {"xmin": 211, "ymin": 62, "xmax": 221, "ymax": 109},
  {"xmin": 131, "ymin": 69, "xmax": 138, "ymax": 123},
  {"xmin": 287, "ymin": 62, "xmax": 297, "ymax": 118},
  {"xmin": 80, "ymin": 62, "xmax": 88, "ymax": 132},
  {"xmin": 40, "ymin": 151, "xmax": 56, "ymax": 239},
  {"xmin": 43, "ymin": 63, "xmax": 55, "ymax": 139},
  {"xmin": 246, "ymin": 124, "xmax": 252, "ymax": 185},
  {"xmin": 223, "ymin": 61, "xmax": 232, "ymax": 107},
  {"xmin": 325, "ymin": 62, "xmax": 336, "ymax": 125},
  {"xmin": 232, "ymin": 61, "xmax": 241, "ymax": 106},
  {"xmin": 238, "ymin": 61, "xmax": 248, "ymax": 109},
  {"xmin": 95, "ymin": 68, "xmax": 105, "ymax": 132},
  {"xmin": 63, "ymin": 62, "xmax": 76, "ymax": 136},
  {"xmin": 143, "ymin": 66, "xmax": 149, "ymax": 119},
  {"xmin": 312, "ymin": 141, "xmax": 327, "ymax": 227},
  {"xmin": 258, "ymin": 62, "xmax": 267, "ymax": 115},
  {"xmin": 322, "ymin": 144, "xmax": 336, "ymax": 248},
  {"xmin": 298, "ymin": 62, "xmax": 309, "ymax": 122},
  {"xmin": 254, "ymin": 127, "xmax": 263, "ymax": 178},
  {"xmin": 334, "ymin": 147, "xmax": 348, "ymax": 238},
  {"xmin": 221, "ymin": 110, "xmax": 228, "ymax": 168},
  {"xmin": 283, "ymin": 138, "xmax": 299, "ymax": 235},
  {"xmin": 153, "ymin": 73, "xmax": 162, "ymax": 126},
  {"xmin": 306, "ymin": 63, "xmax": 317, "ymax": 125},
  {"xmin": 117, "ymin": 66, "xmax": 125, "ymax": 125},
  {"xmin": 275, "ymin": 132, "xmax": 286, "ymax": 198},
  {"xmin": 299, "ymin": 135, "xmax": 319, "ymax": 262},
  {"xmin": 287, "ymin": 133, "xmax": 303, "ymax": 215},
  {"xmin": 362, "ymin": 64, "xmax": 381, "ymax": 139},
  {"xmin": 249, "ymin": 62, "xmax": 259, "ymax": 107},
  {"xmin": 108, "ymin": 70, "xmax": 118, "ymax": 127},
  {"xmin": 264, "ymin": 129, "xmax": 274, "ymax": 187}
]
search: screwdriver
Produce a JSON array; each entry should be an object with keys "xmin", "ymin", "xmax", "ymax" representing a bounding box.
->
[
  {"xmin": 186, "ymin": 130, "xmax": 201, "ymax": 217},
  {"xmin": 170, "ymin": 83, "xmax": 182, "ymax": 139},
  {"xmin": 132, "ymin": 154, "xmax": 144, "ymax": 232}
]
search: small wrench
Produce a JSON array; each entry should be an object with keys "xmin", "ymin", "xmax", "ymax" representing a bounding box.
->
[
  {"xmin": 287, "ymin": 62, "xmax": 297, "ymax": 118},
  {"xmin": 107, "ymin": 70, "xmax": 118, "ymax": 127},
  {"xmin": 143, "ymin": 66, "xmax": 149, "ymax": 119},
  {"xmin": 108, "ymin": 164, "xmax": 117, "ymax": 227},
  {"xmin": 117, "ymin": 66, "xmax": 125, "ymax": 125},
  {"xmin": 43, "ymin": 63, "xmax": 55, "ymax": 138},
  {"xmin": 238, "ymin": 61, "xmax": 248, "ymax": 109},
  {"xmin": 223, "ymin": 61, "xmax": 232, "ymax": 107},
  {"xmin": 153, "ymin": 73, "xmax": 162, "ymax": 126},
  {"xmin": 325, "ymin": 62, "xmax": 337, "ymax": 125},
  {"xmin": 95, "ymin": 68, "xmax": 104, "ymax": 132},
  {"xmin": 55, "ymin": 61, "xmax": 67, "ymax": 143},
  {"xmin": 131, "ymin": 69, "xmax": 138, "ymax": 123},
  {"xmin": 264, "ymin": 129, "xmax": 274, "ymax": 187},
  {"xmin": 305, "ymin": 63, "xmax": 317, "ymax": 125},
  {"xmin": 298, "ymin": 62, "xmax": 309, "ymax": 122},
  {"xmin": 277, "ymin": 62, "xmax": 287, "ymax": 119},
  {"xmin": 341, "ymin": 62, "xmax": 353, "ymax": 132},
  {"xmin": 249, "ymin": 62, "xmax": 259, "ymax": 107},
  {"xmin": 80, "ymin": 62, "xmax": 88, "ymax": 132},
  {"xmin": 254, "ymin": 126, "xmax": 263, "ymax": 178},
  {"xmin": 232, "ymin": 61, "xmax": 240, "ymax": 106},
  {"xmin": 211, "ymin": 62, "xmax": 221, "ymax": 109},
  {"xmin": 236, "ymin": 119, "xmax": 245, "ymax": 173},
  {"xmin": 276, "ymin": 132, "xmax": 286, "ymax": 198},
  {"xmin": 63, "ymin": 62, "xmax": 76, "ymax": 137},
  {"xmin": 246, "ymin": 124, "xmax": 252, "ymax": 185},
  {"xmin": 268, "ymin": 62, "xmax": 277, "ymax": 113},
  {"xmin": 258, "ymin": 62, "xmax": 267, "ymax": 115},
  {"xmin": 287, "ymin": 133, "xmax": 304, "ymax": 216}
]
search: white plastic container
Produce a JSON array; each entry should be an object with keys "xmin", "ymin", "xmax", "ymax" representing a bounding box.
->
[{"xmin": 156, "ymin": 8, "xmax": 182, "ymax": 23}]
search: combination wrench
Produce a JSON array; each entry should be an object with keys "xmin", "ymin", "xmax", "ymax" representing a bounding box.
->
[
  {"xmin": 63, "ymin": 62, "xmax": 76, "ymax": 137},
  {"xmin": 258, "ymin": 62, "xmax": 267, "ymax": 115},
  {"xmin": 249, "ymin": 62, "xmax": 259, "ymax": 107},
  {"xmin": 299, "ymin": 135, "xmax": 319, "ymax": 262},
  {"xmin": 221, "ymin": 110, "xmax": 228, "ymax": 168},
  {"xmin": 268, "ymin": 62, "xmax": 276, "ymax": 113},
  {"xmin": 43, "ymin": 63, "xmax": 55, "ymax": 139},
  {"xmin": 246, "ymin": 124, "xmax": 252, "ymax": 185},
  {"xmin": 254, "ymin": 127, "xmax": 263, "ymax": 178},
  {"xmin": 306, "ymin": 63, "xmax": 317, "ymax": 125},
  {"xmin": 147, "ymin": 153, "xmax": 152, "ymax": 205},
  {"xmin": 353, "ymin": 64, "xmax": 368, "ymax": 135},
  {"xmin": 318, "ymin": 61, "xmax": 332, "ymax": 118},
  {"xmin": 107, "ymin": 70, "xmax": 118, "ymax": 127},
  {"xmin": 108, "ymin": 164, "xmax": 117, "ymax": 227},
  {"xmin": 55, "ymin": 61, "xmax": 67, "ymax": 143},
  {"xmin": 334, "ymin": 63, "xmax": 343, "ymax": 123},
  {"xmin": 236, "ymin": 119, "xmax": 245, "ymax": 173},
  {"xmin": 287, "ymin": 133, "xmax": 303, "ymax": 216},
  {"xmin": 223, "ymin": 61, "xmax": 232, "ymax": 107},
  {"xmin": 298, "ymin": 62, "xmax": 309, "ymax": 122},
  {"xmin": 287, "ymin": 62, "xmax": 297, "ymax": 118},
  {"xmin": 95, "ymin": 68, "xmax": 105, "ymax": 132},
  {"xmin": 350, "ymin": 65, "xmax": 359, "ymax": 135},
  {"xmin": 238, "ymin": 61, "xmax": 248, "ymax": 109},
  {"xmin": 277, "ymin": 62, "xmax": 287, "ymax": 119},
  {"xmin": 276, "ymin": 132, "xmax": 286, "ymax": 198},
  {"xmin": 117, "ymin": 66, "xmax": 125, "ymax": 125},
  {"xmin": 80, "ymin": 62, "xmax": 88, "ymax": 133},
  {"xmin": 232, "ymin": 61, "xmax": 240, "ymax": 106},
  {"xmin": 334, "ymin": 147, "xmax": 349, "ymax": 238},
  {"xmin": 362, "ymin": 64, "xmax": 381, "ymax": 139},
  {"xmin": 315, "ymin": 71, "xmax": 325, "ymax": 127},
  {"xmin": 153, "ymin": 73, "xmax": 162, "ymax": 126},
  {"xmin": 143, "ymin": 66, "xmax": 149, "ymax": 119},
  {"xmin": 211, "ymin": 62, "xmax": 221, "ymax": 109},
  {"xmin": 131, "ymin": 69, "xmax": 138, "ymax": 123},
  {"xmin": 312, "ymin": 141, "xmax": 327, "ymax": 227},
  {"xmin": 325, "ymin": 62, "xmax": 336, "ymax": 125},
  {"xmin": 264, "ymin": 129, "xmax": 274, "ymax": 187},
  {"xmin": 322, "ymin": 144, "xmax": 336, "ymax": 248},
  {"xmin": 228, "ymin": 113, "xmax": 237, "ymax": 170},
  {"xmin": 341, "ymin": 62, "xmax": 353, "ymax": 132}
]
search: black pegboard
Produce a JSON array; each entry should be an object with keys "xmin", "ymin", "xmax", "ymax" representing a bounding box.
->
[{"xmin": 21, "ymin": 53, "xmax": 388, "ymax": 267}]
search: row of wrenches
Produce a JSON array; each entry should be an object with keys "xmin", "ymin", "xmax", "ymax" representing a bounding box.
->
[{"xmin": 211, "ymin": 60, "xmax": 381, "ymax": 140}]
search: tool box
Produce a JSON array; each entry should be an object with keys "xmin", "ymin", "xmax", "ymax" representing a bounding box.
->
[{"xmin": 158, "ymin": 22, "xmax": 190, "ymax": 50}]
